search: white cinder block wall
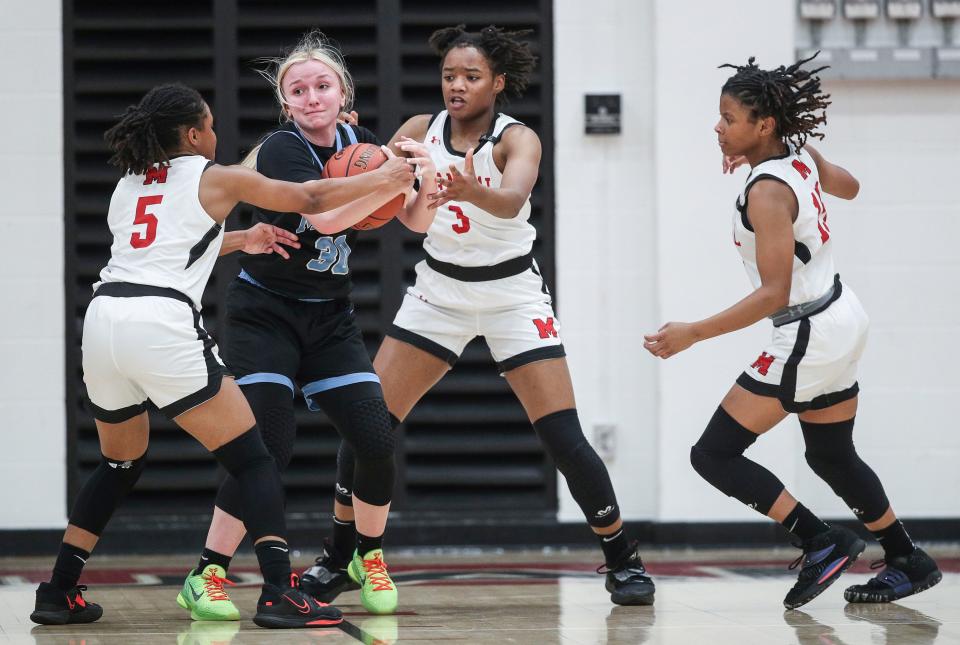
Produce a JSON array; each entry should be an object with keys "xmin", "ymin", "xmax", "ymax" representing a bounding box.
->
[
  {"xmin": 0, "ymin": 0, "xmax": 66, "ymax": 528},
  {"xmin": 3, "ymin": 1, "xmax": 957, "ymax": 531}
]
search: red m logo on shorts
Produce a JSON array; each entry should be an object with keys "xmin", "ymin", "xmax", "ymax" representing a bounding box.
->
[
  {"xmin": 751, "ymin": 352, "xmax": 775, "ymax": 376},
  {"xmin": 533, "ymin": 317, "xmax": 558, "ymax": 339}
]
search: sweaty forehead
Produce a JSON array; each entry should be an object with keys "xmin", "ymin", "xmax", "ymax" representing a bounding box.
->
[
  {"xmin": 283, "ymin": 60, "xmax": 337, "ymax": 87},
  {"xmin": 443, "ymin": 46, "xmax": 492, "ymax": 72}
]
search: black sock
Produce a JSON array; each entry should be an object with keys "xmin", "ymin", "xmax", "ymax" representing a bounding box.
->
[
  {"xmin": 332, "ymin": 516, "xmax": 356, "ymax": 561},
  {"xmin": 50, "ymin": 543, "xmax": 90, "ymax": 591},
  {"xmin": 782, "ymin": 503, "xmax": 830, "ymax": 541},
  {"xmin": 197, "ymin": 547, "xmax": 232, "ymax": 574},
  {"xmin": 598, "ymin": 528, "xmax": 631, "ymax": 567},
  {"xmin": 254, "ymin": 540, "xmax": 292, "ymax": 587},
  {"xmin": 873, "ymin": 519, "xmax": 915, "ymax": 559},
  {"xmin": 356, "ymin": 532, "xmax": 383, "ymax": 557}
]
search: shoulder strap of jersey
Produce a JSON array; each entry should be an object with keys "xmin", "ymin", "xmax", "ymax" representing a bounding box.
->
[
  {"xmin": 427, "ymin": 111, "xmax": 443, "ymax": 130},
  {"xmin": 476, "ymin": 114, "xmax": 524, "ymax": 152}
]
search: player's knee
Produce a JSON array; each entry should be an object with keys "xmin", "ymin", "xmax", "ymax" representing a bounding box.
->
[
  {"xmin": 213, "ymin": 426, "xmax": 274, "ymax": 477},
  {"xmin": 800, "ymin": 418, "xmax": 856, "ymax": 477},
  {"xmin": 240, "ymin": 383, "xmax": 297, "ymax": 471},
  {"xmin": 344, "ymin": 398, "xmax": 396, "ymax": 462},
  {"xmin": 69, "ymin": 452, "xmax": 147, "ymax": 535},
  {"xmin": 533, "ymin": 408, "xmax": 586, "ymax": 467},
  {"xmin": 690, "ymin": 406, "xmax": 759, "ymax": 484}
]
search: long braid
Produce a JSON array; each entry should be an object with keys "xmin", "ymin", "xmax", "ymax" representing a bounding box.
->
[
  {"xmin": 428, "ymin": 24, "xmax": 537, "ymax": 103},
  {"xmin": 719, "ymin": 52, "xmax": 831, "ymax": 149},
  {"xmin": 104, "ymin": 83, "xmax": 206, "ymax": 175}
]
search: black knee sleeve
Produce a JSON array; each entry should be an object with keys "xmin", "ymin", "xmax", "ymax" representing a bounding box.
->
[
  {"xmin": 333, "ymin": 410, "xmax": 401, "ymax": 507},
  {"xmin": 215, "ymin": 383, "xmax": 296, "ymax": 519},
  {"xmin": 213, "ymin": 427, "xmax": 287, "ymax": 541},
  {"xmin": 533, "ymin": 409, "xmax": 621, "ymax": 528},
  {"xmin": 801, "ymin": 417, "xmax": 890, "ymax": 523},
  {"xmin": 690, "ymin": 406, "xmax": 784, "ymax": 515},
  {"xmin": 69, "ymin": 453, "xmax": 147, "ymax": 535}
]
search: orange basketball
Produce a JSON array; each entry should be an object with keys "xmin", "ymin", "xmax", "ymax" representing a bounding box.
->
[{"xmin": 321, "ymin": 143, "xmax": 405, "ymax": 230}]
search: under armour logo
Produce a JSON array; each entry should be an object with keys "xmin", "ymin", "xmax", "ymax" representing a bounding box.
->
[{"xmin": 430, "ymin": 136, "xmax": 439, "ymax": 144}]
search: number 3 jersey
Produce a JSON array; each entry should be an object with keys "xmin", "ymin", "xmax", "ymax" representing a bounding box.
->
[
  {"xmin": 733, "ymin": 147, "xmax": 836, "ymax": 306},
  {"xmin": 96, "ymin": 155, "xmax": 223, "ymax": 308},
  {"xmin": 422, "ymin": 111, "xmax": 535, "ymax": 267}
]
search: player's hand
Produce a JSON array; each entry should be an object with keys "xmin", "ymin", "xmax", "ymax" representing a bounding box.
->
[
  {"xmin": 338, "ymin": 110, "xmax": 359, "ymax": 125},
  {"xmin": 242, "ymin": 223, "xmax": 300, "ymax": 259},
  {"xmin": 723, "ymin": 155, "xmax": 748, "ymax": 174},
  {"xmin": 396, "ymin": 137, "xmax": 437, "ymax": 184},
  {"xmin": 379, "ymin": 145, "xmax": 416, "ymax": 190},
  {"xmin": 430, "ymin": 147, "xmax": 478, "ymax": 209},
  {"xmin": 643, "ymin": 322, "xmax": 698, "ymax": 359}
]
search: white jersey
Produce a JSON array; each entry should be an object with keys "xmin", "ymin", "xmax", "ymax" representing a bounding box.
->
[
  {"xmin": 422, "ymin": 111, "xmax": 535, "ymax": 266},
  {"xmin": 95, "ymin": 155, "xmax": 223, "ymax": 309},
  {"xmin": 733, "ymin": 147, "xmax": 836, "ymax": 306}
]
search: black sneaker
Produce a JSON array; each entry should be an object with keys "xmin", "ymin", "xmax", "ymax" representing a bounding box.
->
[
  {"xmin": 599, "ymin": 542, "xmax": 655, "ymax": 606},
  {"xmin": 300, "ymin": 540, "xmax": 359, "ymax": 603},
  {"xmin": 783, "ymin": 526, "xmax": 866, "ymax": 610},
  {"xmin": 30, "ymin": 582, "xmax": 103, "ymax": 625},
  {"xmin": 844, "ymin": 547, "xmax": 942, "ymax": 603},
  {"xmin": 252, "ymin": 574, "xmax": 343, "ymax": 629}
]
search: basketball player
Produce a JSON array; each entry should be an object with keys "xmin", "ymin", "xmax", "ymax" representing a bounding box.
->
[
  {"xmin": 643, "ymin": 54, "xmax": 941, "ymax": 608},
  {"xmin": 177, "ymin": 31, "xmax": 437, "ymax": 620},
  {"xmin": 304, "ymin": 25, "xmax": 655, "ymax": 607},
  {"xmin": 30, "ymin": 83, "xmax": 413, "ymax": 628}
]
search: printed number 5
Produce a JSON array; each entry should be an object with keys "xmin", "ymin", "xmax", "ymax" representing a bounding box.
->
[
  {"xmin": 450, "ymin": 204, "xmax": 470, "ymax": 234},
  {"xmin": 130, "ymin": 195, "xmax": 162, "ymax": 248}
]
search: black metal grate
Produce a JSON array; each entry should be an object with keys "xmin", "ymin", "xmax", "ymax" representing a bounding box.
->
[{"xmin": 64, "ymin": 0, "xmax": 555, "ymax": 524}]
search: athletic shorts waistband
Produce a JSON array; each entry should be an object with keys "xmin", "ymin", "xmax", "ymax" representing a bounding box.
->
[
  {"xmin": 425, "ymin": 252, "xmax": 534, "ymax": 282},
  {"xmin": 770, "ymin": 274, "xmax": 842, "ymax": 327},
  {"xmin": 94, "ymin": 282, "xmax": 195, "ymax": 308}
]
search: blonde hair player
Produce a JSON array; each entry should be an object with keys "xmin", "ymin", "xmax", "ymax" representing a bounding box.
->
[{"xmin": 176, "ymin": 30, "xmax": 437, "ymax": 620}]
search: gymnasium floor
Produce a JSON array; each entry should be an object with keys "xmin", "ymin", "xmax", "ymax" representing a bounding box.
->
[{"xmin": 1, "ymin": 545, "xmax": 957, "ymax": 644}]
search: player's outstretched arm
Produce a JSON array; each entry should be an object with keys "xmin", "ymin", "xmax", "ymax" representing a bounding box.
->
[
  {"xmin": 394, "ymin": 137, "xmax": 439, "ymax": 233},
  {"xmin": 219, "ymin": 223, "xmax": 300, "ymax": 258},
  {"xmin": 643, "ymin": 180, "xmax": 795, "ymax": 359},
  {"xmin": 805, "ymin": 144, "xmax": 859, "ymax": 200}
]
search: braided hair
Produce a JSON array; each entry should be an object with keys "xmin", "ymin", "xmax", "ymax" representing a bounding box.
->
[
  {"xmin": 719, "ymin": 52, "xmax": 831, "ymax": 150},
  {"xmin": 428, "ymin": 24, "xmax": 537, "ymax": 104},
  {"xmin": 104, "ymin": 83, "xmax": 207, "ymax": 175}
]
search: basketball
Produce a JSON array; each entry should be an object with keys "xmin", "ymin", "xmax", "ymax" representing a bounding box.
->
[{"xmin": 321, "ymin": 143, "xmax": 405, "ymax": 230}]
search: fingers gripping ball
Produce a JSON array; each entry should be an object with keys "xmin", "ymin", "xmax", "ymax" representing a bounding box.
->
[{"xmin": 321, "ymin": 143, "xmax": 405, "ymax": 230}]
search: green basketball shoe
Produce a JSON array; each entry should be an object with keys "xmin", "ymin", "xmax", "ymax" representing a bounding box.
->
[
  {"xmin": 176, "ymin": 564, "xmax": 240, "ymax": 621},
  {"xmin": 348, "ymin": 549, "xmax": 398, "ymax": 615}
]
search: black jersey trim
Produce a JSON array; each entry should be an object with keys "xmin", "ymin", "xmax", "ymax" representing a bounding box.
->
[
  {"xmin": 497, "ymin": 345, "xmax": 566, "ymax": 374},
  {"xmin": 386, "ymin": 324, "xmax": 459, "ymax": 366},
  {"xmin": 185, "ymin": 222, "xmax": 223, "ymax": 270},
  {"xmin": 158, "ymin": 308, "xmax": 224, "ymax": 419},
  {"xmin": 794, "ymin": 241, "xmax": 812, "ymax": 264},
  {"xmin": 425, "ymin": 252, "xmax": 534, "ymax": 282},
  {"xmin": 94, "ymin": 282, "xmax": 195, "ymax": 308},
  {"xmin": 737, "ymin": 173, "xmax": 791, "ymax": 233},
  {"xmin": 86, "ymin": 399, "xmax": 148, "ymax": 424},
  {"xmin": 736, "ymin": 372, "xmax": 859, "ymax": 413},
  {"xmin": 442, "ymin": 112, "xmax": 501, "ymax": 158},
  {"xmin": 427, "ymin": 112, "xmax": 441, "ymax": 129}
]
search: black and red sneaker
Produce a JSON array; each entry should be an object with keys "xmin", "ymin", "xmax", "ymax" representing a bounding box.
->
[
  {"xmin": 783, "ymin": 526, "xmax": 866, "ymax": 610},
  {"xmin": 30, "ymin": 582, "xmax": 103, "ymax": 625},
  {"xmin": 253, "ymin": 574, "xmax": 343, "ymax": 629}
]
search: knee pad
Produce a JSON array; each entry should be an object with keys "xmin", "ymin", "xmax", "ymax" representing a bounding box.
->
[
  {"xmin": 339, "ymin": 399, "xmax": 396, "ymax": 507},
  {"xmin": 213, "ymin": 427, "xmax": 286, "ymax": 540},
  {"xmin": 691, "ymin": 406, "xmax": 782, "ymax": 514},
  {"xmin": 241, "ymin": 382, "xmax": 297, "ymax": 470},
  {"xmin": 533, "ymin": 409, "xmax": 620, "ymax": 528},
  {"xmin": 334, "ymin": 411, "xmax": 400, "ymax": 506},
  {"xmin": 69, "ymin": 453, "xmax": 147, "ymax": 535},
  {"xmin": 801, "ymin": 417, "xmax": 889, "ymax": 523}
]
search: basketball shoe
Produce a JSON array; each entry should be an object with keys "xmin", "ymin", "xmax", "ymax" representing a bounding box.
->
[
  {"xmin": 177, "ymin": 564, "xmax": 240, "ymax": 621},
  {"xmin": 253, "ymin": 573, "xmax": 343, "ymax": 629},
  {"xmin": 600, "ymin": 543, "xmax": 656, "ymax": 606},
  {"xmin": 348, "ymin": 549, "xmax": 398, "ymax": 615},
  {"xmin": 844, "ymin": 547, "xmax": 942, "ymax": 603},
  {"xmin": 30, "ymin": 582, "xmax": 103, "ymax": 625},
  {"xmin": 300, "ymin": 540, "xmax": 359, "ymax": 602},
  {"xmin": 783, "ymin": 526, "xmax": 865, "ymax": 609}
]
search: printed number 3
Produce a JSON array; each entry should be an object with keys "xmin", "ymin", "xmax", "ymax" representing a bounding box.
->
[
  {"xmin": 130, "ymin": 195, "xmax": 162, "ymax": 248},
  {"xmin": 450, "ymin": 204, "xmax": 470, "ymax": 234},
  {"xmin": 307, "ymin": 235, "xmax": 351, "ymax": 274}
]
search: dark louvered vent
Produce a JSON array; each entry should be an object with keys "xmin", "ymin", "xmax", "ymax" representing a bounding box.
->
[{"xmin": 65, "ymin": 0, "xmax": 555, "ymax": 522}]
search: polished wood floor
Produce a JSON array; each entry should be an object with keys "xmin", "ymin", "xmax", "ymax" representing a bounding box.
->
[{"xmin": 2, "ymin": 545, "xmax": 956, "ymax": 644}]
